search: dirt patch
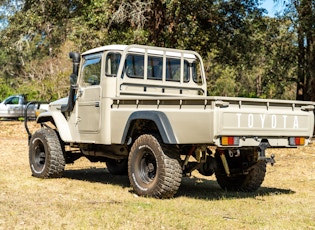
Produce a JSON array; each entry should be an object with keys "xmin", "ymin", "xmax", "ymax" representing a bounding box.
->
[{"xmin": 0, "ymin": 120, "xmax": 40, "ymax": 140}]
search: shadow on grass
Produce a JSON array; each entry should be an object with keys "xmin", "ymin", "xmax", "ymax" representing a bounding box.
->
[
  {"xmin": 63, "ymin": 168, "xmax": 295, "ymax": 200},
  {"xmin": 177, "ymin": 176, "xmax": 295, "ymax": 200},
  {"xmin": 63, "ymin": 168, "xmax": 130, "ymax": 188}
]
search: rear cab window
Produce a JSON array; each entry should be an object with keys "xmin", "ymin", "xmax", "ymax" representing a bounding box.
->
[
  {"xmin": 166, "ymin": 58, "xmax": 189, "ymax": 82},
  {"xmin": 125, "ymin": 54, "xmax": 144, "ymax": 79},
  {"xmin": 122, "ymin": 52, "xmax": 202, "ymax": 84}
]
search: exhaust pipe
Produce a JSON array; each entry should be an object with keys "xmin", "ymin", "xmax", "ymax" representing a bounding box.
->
[{"xmin": 61, "ymin": 52, "xmax": 81, "ymax": 113}]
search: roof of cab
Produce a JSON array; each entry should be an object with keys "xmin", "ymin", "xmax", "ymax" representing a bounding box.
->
[
  {"xmin": 81, "ymin": 44, "xmax": 197, "ymax": 59},
  {"xmin": 82, "ymin": 45, "xmax": 127, "ymax": 56}
]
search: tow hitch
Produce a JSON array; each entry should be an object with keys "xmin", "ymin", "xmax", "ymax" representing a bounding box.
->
[
  {"xmin": 258, "ymin": 141, "xmax": 275, "ymax": 166},
  {"xmin": 265, "ymin": 154, "xmax": 275, "ymax": 166}
]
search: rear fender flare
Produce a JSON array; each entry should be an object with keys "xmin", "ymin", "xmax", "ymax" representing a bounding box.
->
[{"xmin": 121, "ymin": 111, "xmax": 177, "ymax": 144}]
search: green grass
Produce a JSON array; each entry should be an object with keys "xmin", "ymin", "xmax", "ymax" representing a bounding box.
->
[{"xmin": 0, "ymin": 121, "xmax": 315, "ymax": 229}]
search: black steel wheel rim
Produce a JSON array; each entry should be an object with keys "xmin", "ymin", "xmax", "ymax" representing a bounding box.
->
[
  {"xmin": 138, "ymin": 149, "xmax": 157, "ymax": 184},
  {"xmin": 32, "ymin": 139, "xmax": 46, "ymax": 172}
]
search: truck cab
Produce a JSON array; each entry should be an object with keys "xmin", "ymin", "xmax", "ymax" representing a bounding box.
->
[{"xmin": 45, "ymin": 45, "xmax": 207, "ymax": 144}]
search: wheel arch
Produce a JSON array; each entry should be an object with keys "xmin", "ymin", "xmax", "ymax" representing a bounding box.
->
[
  {"xmin": 121, "ymin": 111, "xmax": 178, "ymax": 144},
  {"xmin": 36, "ymin": 111, "xmax": 73, "ymax": 142}
]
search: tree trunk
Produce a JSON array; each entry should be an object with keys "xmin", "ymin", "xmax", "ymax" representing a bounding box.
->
[
  {"xmin": 149, "ymin": 0, "xmax": 166, "ymax": 46},
  {"xmin": 296, "ymin": 26, "xmax": 305, "ymax": 100}
]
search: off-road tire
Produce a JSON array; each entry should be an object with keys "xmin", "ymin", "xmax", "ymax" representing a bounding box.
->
[
  {"xmin": 106, "ymin": 159, "xmax": 128, "ymax": 175},
  {"xmin": 215, "ymin": 160, "xmax": 266, "ymax": 192},
  {"xmin": 29, "ymin": 128, "xmax": 65, "ymax": 178},
  {"xmin": 128, "ymin": 134, "xmax": 182, "ymax": 198}
]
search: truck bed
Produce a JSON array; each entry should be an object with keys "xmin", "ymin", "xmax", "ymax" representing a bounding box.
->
[{"xmin": 111, "ymin": 96, "xmax": 315, "ymax": 147}]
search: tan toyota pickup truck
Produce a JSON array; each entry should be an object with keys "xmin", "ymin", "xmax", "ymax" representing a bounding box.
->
[{"xmin": 25, "ymin": 44, "xmax": 315, "ymax": 198}]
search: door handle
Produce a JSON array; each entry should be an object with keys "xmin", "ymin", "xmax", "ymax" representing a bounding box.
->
[{"xmin": 95, "ymin": 102, "xmax": 100, "ymax": 107}]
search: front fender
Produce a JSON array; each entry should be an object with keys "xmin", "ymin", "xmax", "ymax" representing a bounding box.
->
[{"xmin": 37, "ymin": 111, "xmax": 73, "ymax": 142}]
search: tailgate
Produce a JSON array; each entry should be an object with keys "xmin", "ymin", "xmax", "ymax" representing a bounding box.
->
[{"xmin": 212, "ymin": 97, "xmax": 315, "ymax": 147}]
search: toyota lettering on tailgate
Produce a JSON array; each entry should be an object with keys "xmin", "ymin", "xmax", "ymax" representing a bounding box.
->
[{"xmin": 236, "ymin": 113, "xmax": 299, "ymax": 129}]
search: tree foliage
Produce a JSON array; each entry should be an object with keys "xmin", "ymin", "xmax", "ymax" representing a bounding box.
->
[
  {"xmin": 0, "ymin": 0, "xmax": 313, "ymax": 102},
  {"xmin": 292, "ymin": 0, "xmax": 315, "ymax": 101}
]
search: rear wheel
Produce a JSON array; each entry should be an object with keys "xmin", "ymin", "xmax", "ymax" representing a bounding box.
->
[
  {"xmin": 215, "ymin": 149, "xmax": 266, "ymax": 192},
  {"xmin": 29, "ymin": 128, "xmax": 65, "ymax": 178},
  {"xmin": 128, "ymin": 134, "xmax": 182, "ymax": 198}
]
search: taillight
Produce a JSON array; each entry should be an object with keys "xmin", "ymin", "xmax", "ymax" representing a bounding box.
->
[
  {"xmin": 221, "ymin": 136, "xmax": 240, "ymax": 146},
  {"xmin": 289, "ymin": 137, "xmax": 305, "ymax": 146}
]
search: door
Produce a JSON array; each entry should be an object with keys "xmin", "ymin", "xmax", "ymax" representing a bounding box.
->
[{"xmin": 77, "ymin": 54, "xmax": 102, "ymax": 133}]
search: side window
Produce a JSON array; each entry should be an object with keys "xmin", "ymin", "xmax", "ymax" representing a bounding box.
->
[
  {"xmin": 81, "ymin": 57, "xmax": 101, "ymax": 86},
  {"xmin": 166, "ymin": 58, "xmax": 189, "ymax": 82},
  {"xmin": 6, "ymin": 97, "xmax": 19, "ymax": 105},
  {"xmin": 147, "ymin": 56, "xmax": 163, "ymax": 80},
  {"xmin": 125, "ymin": 54, "xmax": 144, "ymax": 79},
  {"xmin": 11, "ymin": 97, "xmax": 19, "ymax": 104},
  {"xmin": 105, "ymin": 52, "xmax": 121, "ymax": 76}
]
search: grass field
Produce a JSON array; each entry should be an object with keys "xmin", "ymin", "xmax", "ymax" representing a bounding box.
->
[{"xmin": 0, "ymin": 121, "xmax": 314, "ymax": 229}]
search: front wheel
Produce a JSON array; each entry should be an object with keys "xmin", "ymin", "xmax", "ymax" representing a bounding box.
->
[
  {"xmin": 29, "ymin": 128, "xmax": 65, "ymax": 178},
  {"xmin": 128, "ymin": 134, "xmax": 182, "ymax": 198}
]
